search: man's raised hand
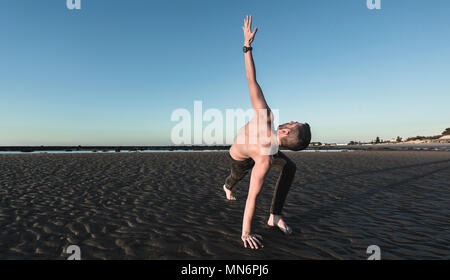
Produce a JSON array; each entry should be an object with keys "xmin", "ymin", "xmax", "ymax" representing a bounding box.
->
[{"xmin": 243, "ymin": 15, "xmax": 258, "ymax": 47}]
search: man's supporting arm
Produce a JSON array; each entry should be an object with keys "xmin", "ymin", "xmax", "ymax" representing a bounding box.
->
[{"xmin": 242, "ymin": 160, "xmax": 270, "ymax": 237}]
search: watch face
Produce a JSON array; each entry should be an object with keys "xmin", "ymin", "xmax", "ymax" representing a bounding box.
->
[{"xmin": 243, "ymin": 47, "xmax": 247, "ymax": 52}]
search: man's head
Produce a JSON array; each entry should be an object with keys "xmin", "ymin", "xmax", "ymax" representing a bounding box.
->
[{"xmin": 278, "ymin": 122, "xmax": 311, "ymax": 151}]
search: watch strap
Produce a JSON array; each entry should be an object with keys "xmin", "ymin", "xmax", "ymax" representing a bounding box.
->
[{"xmin": 243, "ymin": 46, "xmax": 253, "ymax": 53}]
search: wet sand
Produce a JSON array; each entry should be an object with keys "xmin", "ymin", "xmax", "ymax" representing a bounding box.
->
[{"xmin": 0, "ymin": 151, "xmax": 449, "ymax": 260}]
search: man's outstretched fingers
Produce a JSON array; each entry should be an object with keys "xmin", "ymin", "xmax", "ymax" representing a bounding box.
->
[
  {"xmin": 252, "ymin": 28, "xmax": 257, "ymax": 37},
  {"xmin": 247, "ymin": 238, "xmax": 255, "ymax": 249},
  {"xmin": 242, "ymin": 233, "xmax": 264, "ymax": 249},
  {"xmin": 249, "ymin": 237, "xmax": 258, "ymax": 249},
  {"xmin": 254, "ymin": 234, "xmax": 263, "ymax": 240},
  {"xmin": 251, "ymin": 237, "xmax": 260, "ymax": 249},
  {"xmin": 253, "ymin": 236, "xmax": 263, "ymax": 248}
]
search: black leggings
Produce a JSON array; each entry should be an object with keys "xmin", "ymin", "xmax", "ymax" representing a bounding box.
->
[{"xmin": 224, "ymin": 151, "xmax": 296, "ymax": 215}]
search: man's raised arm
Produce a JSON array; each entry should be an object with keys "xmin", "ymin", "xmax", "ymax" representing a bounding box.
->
[{"xmin": 243, "ymin": 15, "xmax": 270, "ymax": 111}]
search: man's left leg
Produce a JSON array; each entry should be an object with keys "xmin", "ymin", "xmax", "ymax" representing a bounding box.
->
[
  {"xmin": 267, "ymin": 151, "xmax": 297, "ymax": 234},
  {"xmin": 223, "ymin": 155, "xmax": 255, "ymax": 200}
]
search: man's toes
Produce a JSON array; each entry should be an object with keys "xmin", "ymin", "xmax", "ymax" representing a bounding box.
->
[{"xmin": 225, "ymin": 192, "xmax": 236, "ymax": 200}]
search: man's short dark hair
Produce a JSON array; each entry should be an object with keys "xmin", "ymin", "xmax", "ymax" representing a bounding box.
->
[{"xmin": 281, "ymin": 123, "xmax": 311, "ymax": 151}]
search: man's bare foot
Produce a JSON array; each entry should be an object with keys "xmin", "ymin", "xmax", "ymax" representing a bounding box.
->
[
  {"xmin": 223, "ymin": 185, "xmax": 236, "ymax": 200},
  {"xmin": 267, "ymin": 214, "xmax": 293, "ymax": 235}
]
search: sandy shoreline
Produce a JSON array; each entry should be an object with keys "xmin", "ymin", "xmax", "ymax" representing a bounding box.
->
[
  {"xmin": 0, "ymin": 151, "xmax": 449, "ymax": 259},
  {"xmin": 0, "ymin": 143, "xmax": 449, "ymax": 154}
]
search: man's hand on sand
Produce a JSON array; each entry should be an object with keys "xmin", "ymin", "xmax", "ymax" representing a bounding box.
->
[
  {"xmin": 242, "ymin": 15, "xmax": 257, "ymax": 47},
  {"xmin": 242, "ymin": 233, "xmax": 264, "ymax": 249}
]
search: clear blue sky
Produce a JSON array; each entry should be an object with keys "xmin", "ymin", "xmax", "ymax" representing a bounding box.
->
[{"xmin": 1, "ymin": 0, "xmax": 449, "ymax": 145}]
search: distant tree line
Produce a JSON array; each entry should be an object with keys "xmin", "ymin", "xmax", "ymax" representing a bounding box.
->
[
  {"xmin": 406, "ymin": 128, "xmax": 449, "ymax": 141},
  {"xmin": 347, "ymin": 127, "xmax": 449, "ymax": 145},
  {"xmin": 442, "ymin": 128, "xmax": 450, "ymax": 136},
  {"xmin": 406, "ymin": 135, "xmax": 441, "ymax": 141}
]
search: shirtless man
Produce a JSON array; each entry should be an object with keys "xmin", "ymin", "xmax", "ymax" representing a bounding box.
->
[{"xmin": 223, "ymin": 15, "xmax": 311, "ymax": 250}]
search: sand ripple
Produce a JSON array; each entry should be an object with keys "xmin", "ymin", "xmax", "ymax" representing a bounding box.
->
[{"xmin": 0, "ymin": 151, "xmax": 449, "ymax": 259}]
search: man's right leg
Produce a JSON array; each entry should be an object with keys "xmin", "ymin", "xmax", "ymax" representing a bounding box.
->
[
  {"xmin": 267, "ymin": 151, "xmax": 296, "ymax": 234},
  {"xmin": 223, "ymin": 155, "xmax": 254, "ymax": 200}
]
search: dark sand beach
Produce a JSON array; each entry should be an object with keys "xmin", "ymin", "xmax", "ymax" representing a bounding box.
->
[{"xmin": 0, "ymin": 151, "xmax": 449, "ymax": 260}]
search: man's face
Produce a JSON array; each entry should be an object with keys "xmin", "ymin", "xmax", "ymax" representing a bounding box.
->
[{"xmin": 278, "ymin": 121, "xmax": 301, "ymax": 130}]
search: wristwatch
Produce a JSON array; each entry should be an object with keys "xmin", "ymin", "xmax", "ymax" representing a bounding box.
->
[{"xmin": 243, "ymin": 46, "xmax": 253, "ymax": 53}]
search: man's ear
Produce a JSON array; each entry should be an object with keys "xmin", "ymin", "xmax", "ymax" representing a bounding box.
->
[{"xmin": 279, "ymin": 128, "xmax": 289, "ymax": 137}]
